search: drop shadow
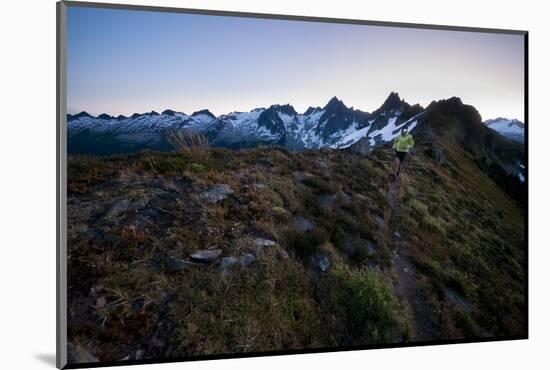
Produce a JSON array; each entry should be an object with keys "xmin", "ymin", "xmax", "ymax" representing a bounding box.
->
[{"xmin": 34, "ymin": 353, "xmax": 57, "ymax": 367}]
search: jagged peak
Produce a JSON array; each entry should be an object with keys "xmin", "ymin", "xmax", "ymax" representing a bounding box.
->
[
  {"xmin": 269, "ymin": 104, "xmax": 298, "ymax": 116},
  {"xmin": 324, "ymin": 96, "xmax": 347, "ymax": 109},
  {"xmin": 191, "ymin": 109, "xmax": 216, "ymax": 119},
  {"xmin": 162, "ymin": 109, "xmax": 177, "ymax": 116},
  {"xmin": 304, "ymin": 106, "xmax": 321, "ymax": 115},
  {"xmin": 379, "ymin": 92, "xmax": 404, "ymax": 111},
  {"xmin": 98, "ymin": 113, "xmax": 113, "ymax": 120},
  {"xmin": 72, "ymin": 111, "xmax": 93, "ymax": 119}
]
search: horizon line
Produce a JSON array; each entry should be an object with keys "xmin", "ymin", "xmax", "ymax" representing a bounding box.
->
[{"xmin": 66, "ymin": 93, "xmax": 522, "ymax": 121}]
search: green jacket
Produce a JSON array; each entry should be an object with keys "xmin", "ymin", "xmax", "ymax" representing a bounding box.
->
[{"xmin": 392, "ymin": 133, "xmax": 414, "ymax": 152}]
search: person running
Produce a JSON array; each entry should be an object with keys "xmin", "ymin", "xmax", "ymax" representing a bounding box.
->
[{"xmin": 392, "ymin": 127, "xmax": 415, "ymax": 179}]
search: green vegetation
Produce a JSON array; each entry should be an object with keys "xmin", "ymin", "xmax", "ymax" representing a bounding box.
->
[{"xmin": 341, "ymin": 267, "xmax": 404, "ymax": 343}]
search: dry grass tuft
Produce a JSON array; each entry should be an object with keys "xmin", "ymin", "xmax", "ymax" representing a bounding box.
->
[{"xmin": 166, "ymin": 128, "xmax": 210, "ymax": 156}]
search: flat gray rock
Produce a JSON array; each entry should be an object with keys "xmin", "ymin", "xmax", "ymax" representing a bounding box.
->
[
  {"xmin": 190, "ymin": 249, "xmax": 222, "ymax": 263},
  {"xmin": 253, "ymin": 237, "xmax": 276, "ymax": 247},
  {"xmin": 163, "ymin": 255, "xmax": 201, "ymax": 271}
]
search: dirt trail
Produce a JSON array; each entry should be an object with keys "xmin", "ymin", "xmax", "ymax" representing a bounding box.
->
[{"xmin": 385, "ymin": 176, "xmax": 437, "ymax": 341}]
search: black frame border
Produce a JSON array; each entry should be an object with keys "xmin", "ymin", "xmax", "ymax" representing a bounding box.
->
[{"xmin": 56, "ymin": 1, "xmax": 529, "ymax": 369}]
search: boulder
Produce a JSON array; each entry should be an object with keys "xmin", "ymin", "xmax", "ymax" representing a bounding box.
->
[
  {"xmin": 310, "ymin": 253, "xmax": 331, "ymax": 273},
  {"xmin": 96, "ymin": 296, "xmax": 107, "ymax": 309},
  {"xmin": 293, "ymin": 216, "xmax": 315, "ymax": 232},
  {"xmin": 318, "ymin": 194, "xmax": 338, "ymax": 211},
  {"xmin": 201, "ymin": 184, "xmax": 234, "ymax": 203},
  {"xmin": 318, "ymin": 255, "xmax": 331, "ymax": 272},
  {"xmin": 251, "ymin": 237, "xmax": 277, "ymax": 258},
  {"xmin": 105, "ymin": 197, "xmax": 149, "ymax": 219},
  {"xmin": 348, "ymin": 137, "xmax": 371, "ymax": 156}
]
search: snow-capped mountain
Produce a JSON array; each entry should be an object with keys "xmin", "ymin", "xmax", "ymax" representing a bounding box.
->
[
  {"xmin": 67, "ymin": 92, "xmax": 423, "ymax": 155},
  {"xmin": 484, "ymin": 118, "xmax": 524, "ymax": 143}
]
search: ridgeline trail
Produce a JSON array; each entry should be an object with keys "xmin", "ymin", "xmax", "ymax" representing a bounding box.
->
[{"xmin": 385, "ymin": 174, "xmax": 437, "ymax": 341}]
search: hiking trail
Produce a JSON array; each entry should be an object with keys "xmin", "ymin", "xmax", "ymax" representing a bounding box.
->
[{"xmin": 385, "ymin": 175, "xmax": 437, "ymax": 341}]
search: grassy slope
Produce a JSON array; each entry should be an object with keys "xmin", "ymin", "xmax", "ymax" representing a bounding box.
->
[
  {"xmin": 398, "ymin": 139, "xmax": 525, "ymax": 338},
  {"xmin": 66, "ymin": 144, "xmax": 525, "ymax": 362}
]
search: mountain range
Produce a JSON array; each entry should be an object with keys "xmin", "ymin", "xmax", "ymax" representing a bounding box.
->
[
  {"xmin": 67, "ymin": 93, "xmax": 525, "ymax": 184},
  {"xmin": 67, "ymin": 92, "xmax": 423, "ymax": 154},
  {"xmin": 484, "ymin": 118, "xmax": 525, "ymax": 143}
]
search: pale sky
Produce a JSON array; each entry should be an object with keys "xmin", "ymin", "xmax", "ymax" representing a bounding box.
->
[{"xmin": 67, "ymin": 6, "xmax": 525, "ymax": 121}]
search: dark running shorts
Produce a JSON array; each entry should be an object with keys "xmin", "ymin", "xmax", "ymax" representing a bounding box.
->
[{"xmin": 395, "ymin": 151, "xmax": 407, "ymax": 162}]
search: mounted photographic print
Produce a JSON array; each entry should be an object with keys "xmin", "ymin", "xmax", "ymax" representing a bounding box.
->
[{"xmin": 56, "ymin": 1, "xmax": 528, "ymax": 368}]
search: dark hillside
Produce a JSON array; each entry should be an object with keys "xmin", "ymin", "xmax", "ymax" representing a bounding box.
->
[
  {"xmin": 66, "ymin": 140, "xmax": 525, "ymax": 363},
  {"xmin": 414, "ymin": 97, "xmax": 526, "ymax": 208}
]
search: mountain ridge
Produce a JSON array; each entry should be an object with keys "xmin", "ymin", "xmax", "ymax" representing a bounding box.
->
[
  {"xmin": 67, "ymin": 92, "xmax": 420, "ymax": 154},
  {"xmin": 66, "ymin": 93, "xmax": 525, "ymax": 189}
]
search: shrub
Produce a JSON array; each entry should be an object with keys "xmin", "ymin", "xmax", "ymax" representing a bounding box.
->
[{"xmin": 334, "ymin": 266, "xmax": 403, "ymax": 343}]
